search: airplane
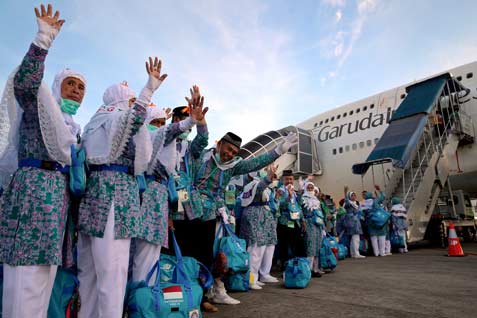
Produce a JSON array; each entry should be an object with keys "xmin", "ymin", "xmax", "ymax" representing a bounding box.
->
[{"xmin": 238, "ymin": 61, "xmax": 477, "ymax": 244}]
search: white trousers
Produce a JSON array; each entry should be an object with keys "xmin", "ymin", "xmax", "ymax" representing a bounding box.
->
[
  {"xmin": 2, "ymin": 264, "xmax": 57, "ymax": 318},
  {"xmin": 247, "ymin": 244, "xmax": 275, "ymax": 284},
  {"xmin": 132, "ymin": 240, "xmax": 161, "ymax": 285},
  {"xmin": 307, "ymin": 256, "xmax": 320, "ymax": 272},
  {"xmin": 370, "ymin": 235, "xmax": 386, "ymax": 256},
  {"xmin": 350, "ymin": 234, "xmax": 361, "ymax": 257},
  {"xmin": 385, "ymin": 239, "xmax": 391, "ymax": 254},
  {"xmin": 260, "ymin": 245, "xmax": 275, "ymax": 278},
  {"xmin": 78, "ymin": 204, "xmax": 131, "ymax": 318},
  {"xmin": 248, "ymin": 244, "xmax": 265, "ymax": 284}
]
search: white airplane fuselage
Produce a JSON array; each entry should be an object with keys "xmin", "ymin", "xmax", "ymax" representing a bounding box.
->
[{"xmin": 296, "ymin": 62, "xmax": 477, "ymax": 202}]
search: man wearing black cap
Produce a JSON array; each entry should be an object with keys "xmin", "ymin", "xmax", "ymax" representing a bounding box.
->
[
  {"xmin": 277, "ymin": 170, "xmax": 307, "ymax": 270},
  {"xmin": 184, "ymin": 131, "xmax": 298, "ymax": 305}
]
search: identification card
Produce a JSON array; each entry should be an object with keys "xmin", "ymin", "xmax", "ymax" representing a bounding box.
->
[
  {"xmin": 225, "ymin": 190, "xmax": 236, "ymax": 205},
  {"xmin": 177, "ymin": 189, "xmax": 188, "ymax": 213},
  {"xmin": 290, "ymin": 212, "xmax": 300, "ymax": 220},
  {"xmin": 287, "ymin": 221, "xmax": 295, "ymax": 228}
]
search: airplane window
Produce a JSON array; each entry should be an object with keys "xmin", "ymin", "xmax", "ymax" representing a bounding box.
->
[
  {"xmin": 367, "ymin": 140, "xmax": 372, "ymax": 146},
  {"xmin": 349, "ymin": 110, "xmax": 354, "ymax": 115},
  {"xmin": 370, "ymin": 104, "xmax": 375, "ymax": 109},
  {"xmin": 356, "ymin": 108, "xmax": 360, "ymax": 113},
  {"xmin": 456, "ymin": 76, "xmax": 462, "ymax": 81},
  {"xmin": 359, "ymin": 142, "xmax": 364, "ymax": 148},
  {"xmin": 325, "ymin": 119, "xmax": 329, "ymax": 123},
  {"xmin": 320, "ymin": 121, "xmax": 323, "ymax": 125},
  {"xmin": 314, "ymin": 123, "xmax": 318, "ymax": 128},
  {"xmin": 345, "ymin": 145, "xmax": 350, "ymax": 152},
  {"xmin": 374, "ymin": 138, "xmax": 379, "ymax": 144},
  {"xmin": 363, "ymin": 106, "xmax": 367, "ymax": 111},
  {"xmin": 331, "ymin": 116, "xmax": 335, "ymax": 121},
  {"xmin": 401, "ymin": 94, "xmax": 406, "ymax": 99},
  {"xmin": 467, "ymin": 72, "xmax": 473, "ymax": 79},
  {"xmin": 339, "ymin": 147, "xmax": 343, "ymax": 154},
  {"xmin": 352, "ymin": 143, "xmax": 357, "ymax": 150},
  {"xmin": 343, "ymin": 113, "xmax": 347, "ymax": 117},
  {"xmin": 332, "ymin": 149, "xmax": 337, "ymax": 155},
  {"xmin": 337, "ymin": 115, "xmax": 341, "ymax": 119}
]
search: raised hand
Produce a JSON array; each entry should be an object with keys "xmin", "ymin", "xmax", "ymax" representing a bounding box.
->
[
  {"xmin": 164, "ymin": 108, "xmax": 172, "ymax": 119},
  {"xmin": 34, "ymin": 4, "xmax": 65, "ymax": 31},
  {"xmin": 145, "ymin": 57, "xmax": 168, "ymax": 82},
  {"xmin": 186, "ymin": 85, "xmax": 209, "ymax": 122},
  {"xmin": 267, "ymin": 164, "xmax": 279, "ymax": 178}
]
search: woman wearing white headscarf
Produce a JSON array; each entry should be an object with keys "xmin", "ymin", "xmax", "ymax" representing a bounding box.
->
[
  {"xmin": 132, "ymin": 86, "xmax": 209, "ymax": 284},
  {"xmin": 0, "ymin": 5, "xmax": 87, "ymax": 317},
  {"xmin": 77, "ymin": 57, "xmax": 165, "ymax": 318},
  {"xmin": 301, "ymin": 181, "xmax": 326, "ymax": 277},
  {"xmin": 343, "ymin": 186, "xmax": 365, "ymax": 258}
]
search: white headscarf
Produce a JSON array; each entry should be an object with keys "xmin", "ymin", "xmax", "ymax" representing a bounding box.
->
[
  {"xmin": 146, "ymin": 124, "xmax": 177, "ymax": 175},
  {"xmin": 51, "ymin": 68, "xmax": 86, "ymax": 137},
  {"xmin": 146, "ymin": 106, "xmax": 167, "ymax": 125},
  {"xmin": 302, "ymin": 181, "xmax": 321, "ymax": 211},
  {"xmin": 0, "ymin": 67, "xmax": 85, "ymax": 187},
  {"xmin": 81, "ymin": 82, "xmax": 152, "ymax": 175}
]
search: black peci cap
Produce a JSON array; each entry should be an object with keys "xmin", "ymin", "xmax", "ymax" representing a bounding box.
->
[
  {"xmin": 172, "ymin": 106, "xmax": 190, "ymax": 118},
  {"xmin": 282, "ymin": 170, "xmax": 293, "ymax": 177},
  {"xmin": 220, "ymin": 132, "xmax": 242, "ymax": 149}
]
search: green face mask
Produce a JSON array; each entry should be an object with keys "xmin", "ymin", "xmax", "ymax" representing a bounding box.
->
[
  {"xmin": 178, "ymin": 130, "xmax": 191, "ymax": 140},
  {"xmin": 60, "ymin": 98, "xmax": 81, "ymax": 115},
  {"xmin": 147, "ymin": 124, "xmax": 158, "ymax": 131}
]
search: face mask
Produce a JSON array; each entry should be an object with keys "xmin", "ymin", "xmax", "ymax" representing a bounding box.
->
[
  {"xmin": 147, "ymin": 124, "xmax": 158, "ymax": 131},
  {"xmin": 178, "ymin": 130, "xmax": 191, "ymax": 140},
  {"xmin": 60, "ymin": 98, "xmax": 80, "ymax": 115},
  {"xmin": 270, "ymin": 180, "xmax": 279, "ymax": 188},
  {"xmin": 306, "ymin": 191, "xmax": 315, "ymax": 196}
]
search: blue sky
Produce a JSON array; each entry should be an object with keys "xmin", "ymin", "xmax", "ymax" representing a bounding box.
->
[{"xmin": 1, "ymin": 0, "xmax": 477, "ymax": 144}]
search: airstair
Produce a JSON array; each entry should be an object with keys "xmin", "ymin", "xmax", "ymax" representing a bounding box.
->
[
  {"xmin": 352, "ymin": 73, "xmax": 474, "ymax": 242},
  {"xmin": 238, "ymin": 126, "xmax": 322, "ymax": 176}
]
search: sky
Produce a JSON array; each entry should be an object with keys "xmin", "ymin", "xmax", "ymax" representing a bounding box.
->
[{"xmin": 1, "ymin": 0, "xmax": 477, "ymax": 144}]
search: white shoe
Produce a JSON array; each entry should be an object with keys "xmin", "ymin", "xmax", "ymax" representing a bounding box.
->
[
  {"xmin": 353, "ymin": 255, "xmax": 366, "ymax": 259},
  {"xmin": 386, "ymin": 252, "xmax": 393, "ymax": 256},
  {"xmin": 211, "ymin": 293, "xmax": 241, "ymax": 305},
  {"xmin": 256, "ymin": 281, "xmax": 265, "ymax": 286},
  {"xmin": 250, "ymin": 284, "xmax": 262, "ymax": 290},
  {"xmin": 259, "ymin": 275, "xmax": 279, "ymax": 283}
]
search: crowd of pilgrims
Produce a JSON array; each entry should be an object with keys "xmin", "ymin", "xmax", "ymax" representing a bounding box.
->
[{"xmin": 0, "ymin": 4, "xmax": 409, "ymax": 318}]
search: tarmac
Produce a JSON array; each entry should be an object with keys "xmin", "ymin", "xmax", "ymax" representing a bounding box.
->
[{"xmin": 210, "ymin": 243, "xmax": 477, "ymax": 318}]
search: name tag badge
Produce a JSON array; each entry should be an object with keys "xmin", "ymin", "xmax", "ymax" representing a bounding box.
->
[
  {"xmin": 225, "ymin": 190, "xmax": 236, "ymax": 205},
  {"xmin": 177, "ymin": 189, "xmax": 188, "ymax": 213},
  {"xmin": 287, "ymin": 221, "xmax": 295, "ymax": 228},
  {"xmin": 290, "ymin": 212, "xmax": 300, "ymax": 220}
]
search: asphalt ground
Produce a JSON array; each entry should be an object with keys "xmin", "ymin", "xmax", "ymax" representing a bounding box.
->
[{"xmin": 210, "ymin": 243, "xmax": 477, "ymax": 318}]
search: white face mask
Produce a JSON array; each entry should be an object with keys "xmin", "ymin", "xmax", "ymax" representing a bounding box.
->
[
  {"xmin": 306, "ymin": 190, "xmax": 315, "ymax": 197},
  {"xmin": 270, "ymin": 180, "xmax": 279, "ymax": 188}
]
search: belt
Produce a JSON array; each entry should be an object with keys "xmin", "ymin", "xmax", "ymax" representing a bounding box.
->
[
  {"xmin": 89, "ymin": 164, "xmax": 134, "ymax": 176},
  {"xmin": 19, "ymin": 159, "xmax": 69, "ymax": 174},
  {"xmin": 145, "ymin": 174, "xmax": 167, "ymax": 185},
  {"xmin": 248, "ymin": 202, "xmax": 268, "ymax": 207}
]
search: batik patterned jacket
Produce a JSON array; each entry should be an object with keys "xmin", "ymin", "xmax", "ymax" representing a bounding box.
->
[{"xmin": 0, "ymin": 44, "xmax": 70, "ymax": 265}]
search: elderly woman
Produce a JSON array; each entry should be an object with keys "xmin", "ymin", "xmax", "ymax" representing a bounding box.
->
[
  {"xmin": 0, "ymin": 4, "xmax": 86, "ymax": 317},
  {"xmin": 77, "ymin": 57, "xmax": 165, "ymax": 318},
  {"xmin": 343, "ymin": 186, "xmax": 365, "ymax": 259},
  {"xmin": 301, "ymin": 181, "xmax": 326, "ymax": 277}
]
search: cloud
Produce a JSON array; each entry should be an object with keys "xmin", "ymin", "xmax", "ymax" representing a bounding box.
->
[
  {"xmin": 335, "ymin": 10, "xmax": 343, "ymax": 22},
  {"xmin": 320, "ymin": 0, "xmax": 380, "ymax": 84},
  {"xmin": 60, "ymin": 0, "xmax": 310, "ymax": 144},
  {"xmin": 322, "ymin": 0, "xmax": 346, "ymax": 8}
]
